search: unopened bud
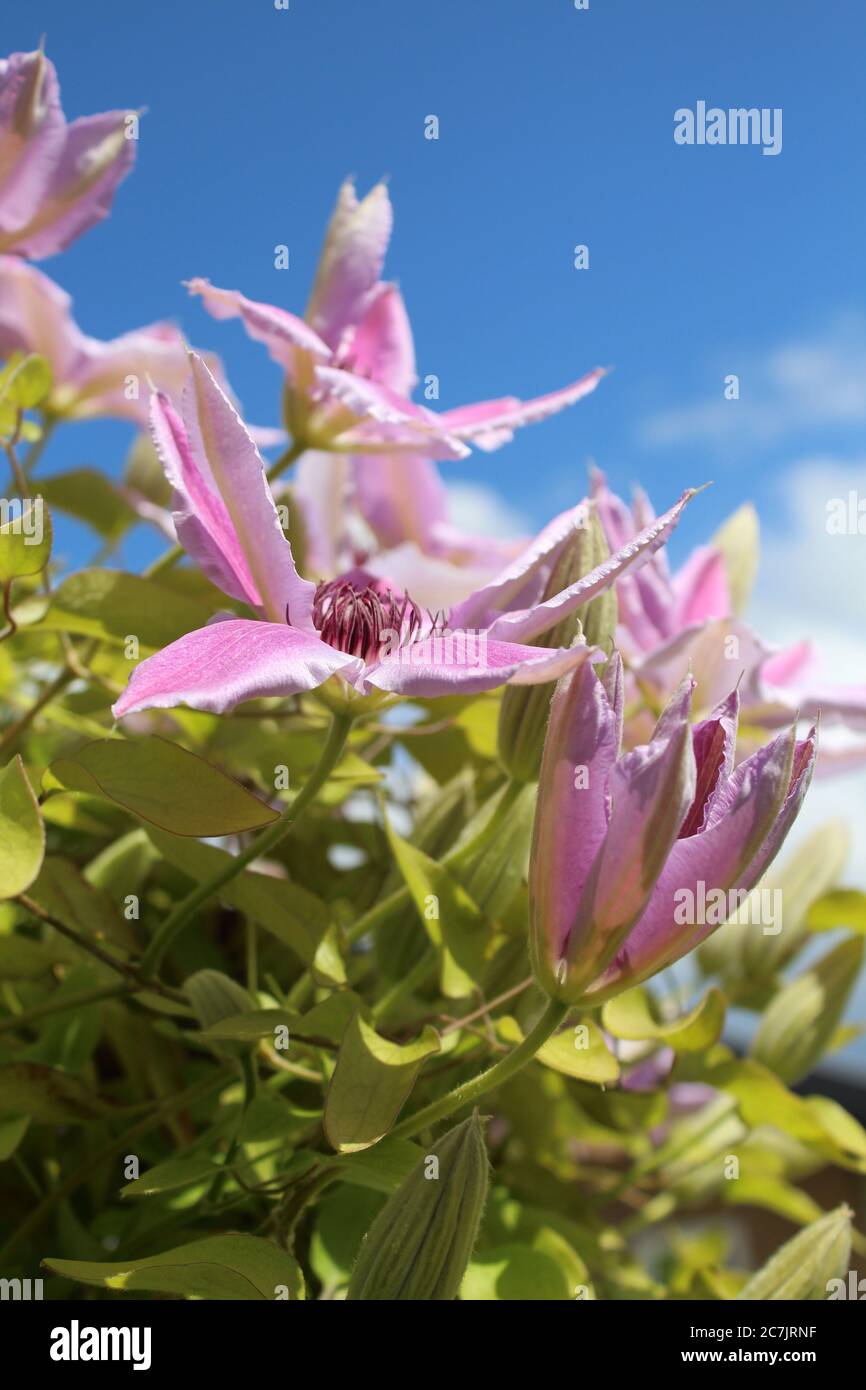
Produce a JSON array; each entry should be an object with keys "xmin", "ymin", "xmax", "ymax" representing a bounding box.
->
[
  {"xmin": 498, "ymin": 506, "xmax": 616, "ymax": 782},
  {"xmin": 347, "ymin": 1113, "xmax": 489, "ymax": 1300}
]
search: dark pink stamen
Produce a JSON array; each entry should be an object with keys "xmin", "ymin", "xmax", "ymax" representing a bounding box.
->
[{"xmin": 311, "ymin": 570, "xmax": 423, "ymax": 663}]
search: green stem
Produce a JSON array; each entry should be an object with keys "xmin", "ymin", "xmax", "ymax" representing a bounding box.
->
[
  {"xmin": 143, "ymin": 543, "xmax": 184, "ymax": 579},
  {"xmin": 139, "ymin": 711, "xmax": 354, "ymax": 977},
  {"xmin": 266, "ymin": 440, "xmax": 305, "ymax": 484},
  {"xmin": 21, "ymin": 415, "xmax": 57, "ymax": 478},
  {"xmin": 208, "ymin": 1052, "xmax": 257, "ymax": 1205},
  {"xmin": 388, "ymin": 996, "xmax": 568, "ymax": 1142},
  {"xmin": 0, "ymin": 1066, "xmax": 233, "ymax": 1262},
  {"xmin": 0, "ymin": 982, "xmax": 134, "ymax": 1034},
  {"xmin": 371, "ymin": 946, "xmax": 437, "ymax": 1023},
  {"xmin": 344, "ymin": 778, "xmax": 525, "ymax": 950}
]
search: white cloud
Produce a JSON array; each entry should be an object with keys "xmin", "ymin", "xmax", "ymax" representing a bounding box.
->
[
  {"xmin": 638, "ymin": 314, "xmax": 866, "ymax": 452},
  {"xmin": 445, "ymin": 482, "xmax": 528, "ymax": 538},
  {"xmin": 750, "ymin": 456, "xmax": 866, "ymax": 887}
]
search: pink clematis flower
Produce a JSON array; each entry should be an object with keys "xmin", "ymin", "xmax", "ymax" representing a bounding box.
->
[
  {"xmin": 112, "ymin": 354, "xmax": 693, "ymax": 718},
  {"xmin": 592, "ymin": 470, "xmax": 866, "ymax": 770},
  {"xmin": 529, "ymin": 655, "xmax": 815, "ymax": 1005},
  {"xmin": 0, "ymin": 46, "xmax": 135, "ymax": 259},
  {"xmin": 186, "ymin": 179, "xmax": 604, "ymax": 565},
  {"xmin": 0, "ymin": 256, "xmax": 206, "ymax": 424}
]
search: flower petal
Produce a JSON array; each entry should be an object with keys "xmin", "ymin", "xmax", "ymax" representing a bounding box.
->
[
  {"xmin": 186, "ymin": 278, "xmax": 331, "ymax": 370},
  {"xmin": 305, "ymin": 179, "xmax": 393, "ymax": 348},
  {"xmin": 360, "ymin": 633, "xmax": 590, "ymax": 698},
  {"xmin": 350, "ymin": 452, "xmax": 449, "ymax": 551},
  {"xmin": 113, "ymin": 619, "xmax": 359, "ymax": 718},
  {"xmin": 9, "ymin": 110, "xmax": 136, "ymax": 259},
  {"xmin": 345, "ymin": 282, "xmax": 416, "ymax": 395},
  {"xmin": 440, "ymin": 368, "xmax": 606, "ymax": 451},
  {"xmin": 483, "ymin": 489, "xmax": 696, "ymax": 644},
  {"xmin": 586, "ymin": 725, "xmax": 802, "ymax": 1000},
  {"xmin": 0, "ymin": 50, "xmax": 65, "ymax": 244},
  {"xmin": 556, "ymin": 678, "xmax": 697, "ymax": 998},
  {"xmin": 529, "ymin": 658, "xmax": 619, "ymax": 981},
  {"xmin": 183, "ymin": 353, "xmax": 317, "ymax": 629}
]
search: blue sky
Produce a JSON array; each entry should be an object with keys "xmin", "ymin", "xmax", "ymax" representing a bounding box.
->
[
  {"xmin": 5, "ymin": 0, "xmax": 866, "ymax": 1065},
  {"xmin": 7, "ymin": 0, "xmax": 865, "ymax": 564}
]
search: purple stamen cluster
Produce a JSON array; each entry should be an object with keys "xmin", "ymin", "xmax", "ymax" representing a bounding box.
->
[{"xmin": 311, "ymin": 574, "xmax": 423, "ymax": 662}]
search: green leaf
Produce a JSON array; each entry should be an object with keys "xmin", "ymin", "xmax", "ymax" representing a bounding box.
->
[
  {"xmin": 120, "ymin": 1157, "xmax": 219, "ymax": 1200},
  {"xmin": 808, "ymin": 889, "xmax": 866, "ymax": 934},
  {"xmin": 700, "ymin": 822, "xmax": 851, "ymax": 986},
  {"xmin": 185, "ymin": 969, "xmax": 253, "ymax": 1032},
  {"xmin": 46, "ymin": 737, "xmax": 279, "ymax": 836},
  {"xmin": 29, "ymin": 855, "xmax": 135, "ymax": 951},
  {"xmin": 36, "ymin": 569, "xmax": 213, "ymax": 650},
  {"xmin": 0, "ymin": 1063, "xmax": 106, "ymax": 1124},
  {"xmin": 751, "ymin": 936, "xmax": 864, "ymax": 1083},
  {"xmin": 324, "ymin": 1011, "xmax": 440, "ymax": 1153},
  {"xmin": 498, "ymin": 1014, "xmax": 619, "ymax": 1084},
  {"xmin": 147, "ymin": 827, "xmax": 329, "ymax": 963},
  {"xmin": 0, "ymin": 497, "xmax": 52, "ymax": 580},
  {"xmin": 44, "ymin": 1234, "xmax": 305, "ymax": 1300},
  {"xmin": 736, "ymin": 1205, "xmax": 852, "ymax": 1300},
  {"xmin": 39, "ymin": 469, "xmax": 137, "ymax": 540},
  {"xmin": 384, "ymin": 815, "xmax": 489, "ymax": 997},
  {"xmin": 0, "ymin": 934, "xmax": 58, "ymax": 980},
  {"xmin": 462, "ymin": 1244, "xmax": 575, "ymax": 1301},
  {"xmin": 602, "ymin": 986, "xmax": 725, "ymax": 1052},
  {"xmin": 0, "ymin": 757, "xmax": 45, "ymax": 899},
  {"xmin": 0, "ymin": 353, "xmax": 53, "ymax": 410},
  {"xmin": 335, "ymin": 1137, "xmax": 423, "ymax": 1193}
]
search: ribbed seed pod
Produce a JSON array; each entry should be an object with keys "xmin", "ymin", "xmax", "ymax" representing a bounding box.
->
[{"xmin": 346, "ymin": 1113, "xmax": 489, "ymax": 1300}]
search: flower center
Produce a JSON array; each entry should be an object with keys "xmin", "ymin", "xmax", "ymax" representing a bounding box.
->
[{"xmin": 311, "ymin": 569, "xmax": 423, "ymax": 663}]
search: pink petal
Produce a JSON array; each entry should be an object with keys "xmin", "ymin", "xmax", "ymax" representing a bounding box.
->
[
  {"xmin": 0, "ymin": 254, "xmax": 81, "ymax": 376},
  {"xmin": 350, "ymin": 452, "xmax": 449, "ymax": 550},
  {"xmin": 311, "ymin": 365, "xmax": 469, "ymax": 459},
  {"xmin": 673, "ymin": 545, "xmax": 731, "ymax": 626},
  {"xmin": 113, "ymin": 619, "xmax": 359, "ymax": 718},
  {"xmin": 530, "ymin": 658, "xmax": 620, "ymax": 967},
  {"xmin": 586, "ymin": 726, "xmax": 809, "ymax": 998},
  {"xmin": 570, "ymin": 680, "xmax": 697, "ymax": 964},
  {"xmin": 0, "ymin": 50, "xmax": 65, "ymax": 243},
  {"xmin": 341, "ymin": 282, "xmax": 416, "ymax": 395},
  {"xmin": 439, "ymin": 368, "xmax": 606, "ymax": 450},
  {"xmin": 449, "ymin": 503, "xmax": 590, "ymax": 632},
  {"xmin": 360, "ymin": 633, "xmax": 590, "ymax": 698},
  {"xmin": 150, "ymin": 388, "xmax": 261, "ymax": 609},
  {"xmin": 182, "ymin": 354, "xmax": 317, "ymax": 630},
  {"xmin": 9, "ymin": 110, "xmax": 136, "ymax": 259},
  {"xmin": 305, "ymin": 179, "xmax": 393, "ymax": 348},
  {"xmin": 484, "ymin": 489, "xmax": 696, "ymax": 644},
  {"xmin": 186, "ymin": 278, "xmax": 331, "ymax": 370}
]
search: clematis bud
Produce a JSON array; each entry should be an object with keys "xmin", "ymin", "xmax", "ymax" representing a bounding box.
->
[
  {"xmin": 529, "ymin": 655, "xmax": 815, "ymax": 1005},
  {"xmin": 737, "ymin": 1205, "xmax": 852, "ymax": 1301},
  {"xmin": 497, "ymin": 505, "xmax": 616, "ymax": 782},
  {"xmin": 347, "ymin": 1113, "xmax": 489, "ymax": 1300}
]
